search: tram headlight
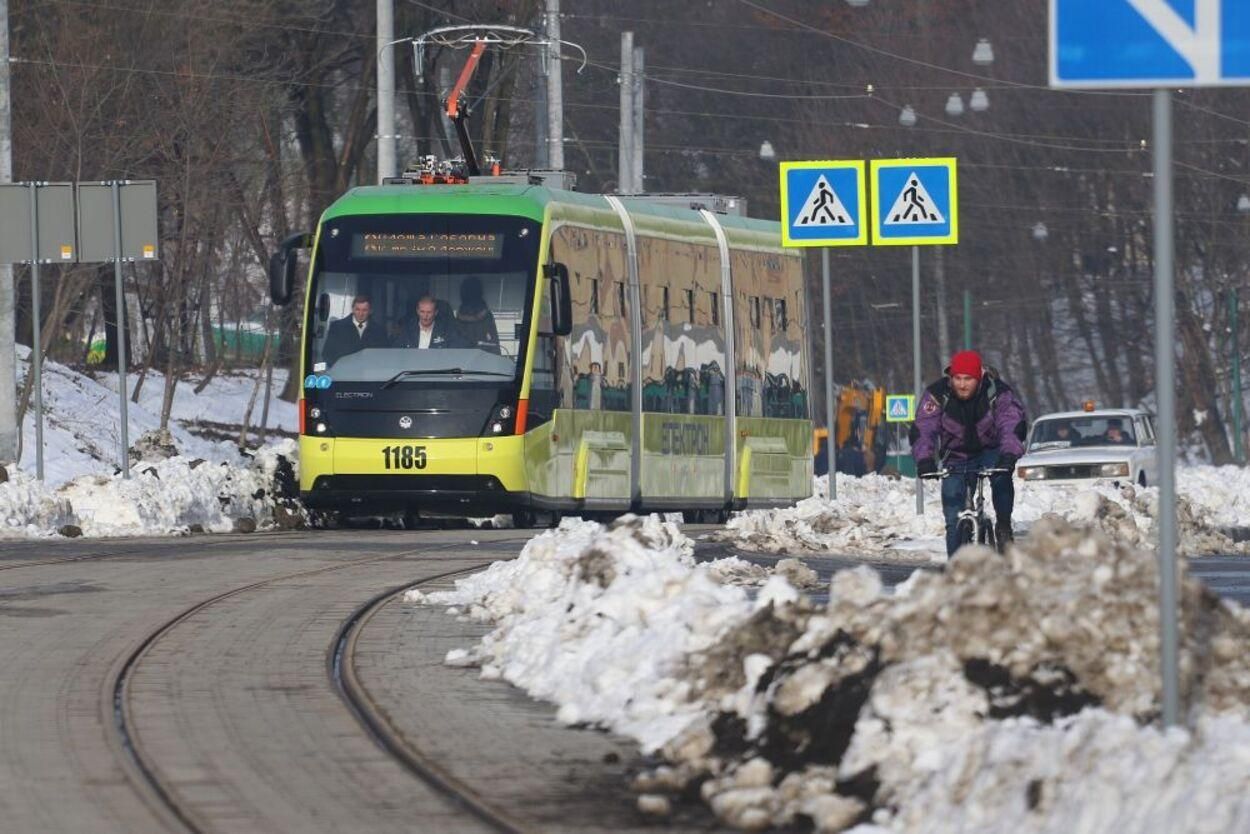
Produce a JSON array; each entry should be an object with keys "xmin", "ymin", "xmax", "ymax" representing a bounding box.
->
[
  {"xmin": 483, "ymin": 402, "xmax": 517, "ymax": 436},
  {"xmin": 315, "ymin": 422, "xmax": 327, "ymax": 434},
  {"xmin": 309, "ymin": 406, "xmax": 322, "ymax": 419}
]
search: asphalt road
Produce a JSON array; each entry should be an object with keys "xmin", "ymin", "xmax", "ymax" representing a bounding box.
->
[
  {"xmin": 1, "ymin": 526, "xmax": 1246, "ymax": 834},
  {"xmin": 0, "ymin": 529, "xmax": 724, "ymax": 834}
]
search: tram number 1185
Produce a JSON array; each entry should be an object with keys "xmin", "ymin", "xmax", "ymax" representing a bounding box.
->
[{"xmin": 382, "ymin": 445, "xmax": 428, "ymax": 470}]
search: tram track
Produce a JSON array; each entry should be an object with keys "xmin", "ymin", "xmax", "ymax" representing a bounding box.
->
[
  {"xmin": 331, "ymin": 571, "xmax": 534, "ymax": 834},
  {"xmin": 107, "ymin": 533, "xmax": 532, "ymax": 833}
]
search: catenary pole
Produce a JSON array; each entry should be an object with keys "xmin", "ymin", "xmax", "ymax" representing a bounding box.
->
[
  {"xmin": 112, "ymin": 181, "xmax": 130, "ymax": 479},
  {"xmin": 545, "ymin": 0, "xmax": 564, "ymax": 170},
  {"xmin": 1153, "ymin": 89, "xmax": 1179, "ymax": 727},
  {"xmin": 0, "ymin": 0, "xmax": 16, "ymax": 465},
  {"xmin": 534, "ymin": 17, "xmax": 549, "ymax": 168},
  {"xmin": 913, "ymin": 246, "xmax": 923, "ymax": 515},
  {"xmin": 26, "ymin": 183, "xmax": 42, "ymax": 479},
  {"xmin": 632, "ymin": 46, "xmax": 644, "ymax": 193},
  {"xmin": 618, "ymin": 32, "xmax": 633, "ymax": 193},
  {"xmin": 376, "ymin": 0, "xmax": 396, "ymax": 183},
  {"xmin": 822, "ymin": 248, "xmax": 836, "ymax": 500}
]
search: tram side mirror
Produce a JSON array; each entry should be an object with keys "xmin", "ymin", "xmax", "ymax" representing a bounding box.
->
[
  {"xmin": 544, "ymin": 262, "xmax": 573, "ymax": 337},
  {"xmin": 269, "ymin": 232, "xmax": 312, "ymax": 306},
  {"xmin": 316, "ymin": 293, "xmax": 331, "ymax": 323}
]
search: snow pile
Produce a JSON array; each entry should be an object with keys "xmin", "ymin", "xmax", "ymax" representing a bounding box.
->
[
  {"xmin": 0, "ymin": 465, "xmax": 76, "ymax": 533},
  {"xmin": 413, "ymin": 514, "xmax": 802, "ymax": 750},
  {"xmin": 0, "ymin": 439, "xmax": 302, "ymax": 538},
  {"xmin": 653, "ymin": 516, "xmax": 1250, "ymax": 831},
  {"xmin": 722, "ymin": 474, "xmax": 944, "ymax": 558},
  {"xmin": 418, "ymin": 515, "xmax": 1250, "ymax": 832},
  {"xmin": 721, "ymin": 470, "xmax": 1250, "ymax": 559}
]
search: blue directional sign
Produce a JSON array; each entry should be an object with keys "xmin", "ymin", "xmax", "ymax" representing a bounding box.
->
[
  {"xmin": 1051, "ymin": 0, "xmax": 1250, "ymax": 88},
  {"xmin": 779, "ymin": 160, "xmax": 867, "ymax": 247},
  {"xmin": 870, "ymin": 158, "xmax": 958, "ymax": 247},
  {"xmin": 885, "ymin": 394, "xmax": 916, "ymax": 423}
]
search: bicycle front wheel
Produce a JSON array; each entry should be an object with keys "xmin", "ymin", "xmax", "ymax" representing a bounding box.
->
[
  {"xmin": 979, "ymin": 519, "xmax": 998, "ymax": 553},
  {"xmin": 956, "ymin": 519, "xmax": 975, "ymax": 549}
]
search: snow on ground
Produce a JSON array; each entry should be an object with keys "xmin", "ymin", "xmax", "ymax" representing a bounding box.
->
[
  {"xmin": 1, "ymin": 346, "xmax": 301, "ymax": 538},
  {"xmin": 12, "ymin": 344, "xmax": 295, "ymax": 486},
  {"xmin": 720, "ymin": 469, "xmax": 1250, "ymax": 561},
  {"xmin": 415, "ymin": 515, "xmax": 1250, "ymax": 833}
]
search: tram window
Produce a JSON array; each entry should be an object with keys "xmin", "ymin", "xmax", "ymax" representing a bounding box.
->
[
  {"xmin": 686, "ymin": 289, "xmax": 695, "ymax": 324},
  {"xmin": 590, "ymin": 277, "xmax": 599, "ymax": 315}
]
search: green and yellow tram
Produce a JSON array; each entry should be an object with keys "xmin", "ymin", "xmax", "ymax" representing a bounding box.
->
[{"xmin": 270, "ymin": 177, "xmax": 812, "ymax": 524}]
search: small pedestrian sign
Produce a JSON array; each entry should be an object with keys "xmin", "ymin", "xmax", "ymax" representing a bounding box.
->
[
  {"xmin": 885, "ymin": 394, "xmax": 916, "ymax": 423},
  {"xmin": 779, "ymin": 160, "xmax": 867, "ymax": 247},
  {"xmin": 871, "ymin": 158, "xmax": 958, "ymax": 246}
]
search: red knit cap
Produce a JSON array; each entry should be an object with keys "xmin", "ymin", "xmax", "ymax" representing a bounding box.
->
[{"xmin": 949, "ymin": 350, "xmax": 983, "ymax": 379}]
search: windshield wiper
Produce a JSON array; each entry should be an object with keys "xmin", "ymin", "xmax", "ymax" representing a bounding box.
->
[{"xmin": 381, "ymin": 368, "xmax": 512, "ymax": 388}]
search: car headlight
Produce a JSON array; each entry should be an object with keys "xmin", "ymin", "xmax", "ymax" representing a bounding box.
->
[
  {"xmin": 1018, "ymin": 466, "xmax": 1047, "ymax": 480},
  {"xmin": 1099, "ymin": 462, "xmax": 1130, "ymax": 477}
]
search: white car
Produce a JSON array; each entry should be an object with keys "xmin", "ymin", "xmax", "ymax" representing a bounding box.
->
[{"xmin": 1016, "ymin": 408, "xmax": 1158, "ymax": 487}]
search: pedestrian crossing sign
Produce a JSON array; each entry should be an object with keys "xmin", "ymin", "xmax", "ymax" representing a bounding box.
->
[
  {"xmin": 871, "ymin": 158, "xmax": 958, "ymax": 246},
  {"xmin": 779, "ymin": 160, "xmax": 867, "ymax": 247},
  {"xmin": 885, "ymin": 394, "xmax": 916, "ymax": 423}
]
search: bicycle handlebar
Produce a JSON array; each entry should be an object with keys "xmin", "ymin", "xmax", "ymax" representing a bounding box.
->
[{"xmin": 919, "ymin": 467, "xmax": 1011, "ymax": 480}]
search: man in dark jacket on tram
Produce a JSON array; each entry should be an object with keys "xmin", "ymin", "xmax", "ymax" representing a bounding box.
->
[{"xmin": 912, "ymin": 350, "xmax": 1028, "ymax": 556}]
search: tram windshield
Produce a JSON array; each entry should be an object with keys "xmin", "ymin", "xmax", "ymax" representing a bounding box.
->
[{"xmin": 304, "ymin": 214, "xmax": 541, "ymax": 383}]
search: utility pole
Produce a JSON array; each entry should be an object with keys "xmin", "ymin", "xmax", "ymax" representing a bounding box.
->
[
  {"xmin": 545, "ymin": 0, "xmax": 564, "ymax": 170},
  {"xmin": 618, "ymin": 31, "xmax": 634, "ymax": 193},
  {"xmin": 376, "ymin": 0, "xmax": 396, "ymax": 182},
  {"xmin": 0, "ymin": 0, "xmax": 15, "ymax": 465},
  {"xmin": 632, "ymin": 45, "xmax": 644, "ymax": 193}
]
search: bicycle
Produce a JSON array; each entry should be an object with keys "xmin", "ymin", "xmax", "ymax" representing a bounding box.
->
[{"xmin": 920, "ymin": 467, "xmax": 1011, "ymax": 553}]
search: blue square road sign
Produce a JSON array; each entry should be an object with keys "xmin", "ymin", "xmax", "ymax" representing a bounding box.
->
[
  {"xmin": 779, "ymin": 160, "xmax": 867, "ymax": 247},
  {"xmin": 871, "ymin": 158, "xmax": 958, "ymax": 247},
  {"xmin": 1051, "ymin": 0, "xmax": 1250, "ymax": 88}
]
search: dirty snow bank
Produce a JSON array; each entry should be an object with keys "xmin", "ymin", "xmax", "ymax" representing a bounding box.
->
[
  {"xmin": 0, "ymin": 436, "xmax": 302, "ymax": 538},
  {"xmin": 418, "ymin": 514, "xmax": 1250, "ymax": 832},
  {"xmin": 721, "ymin": 469, "xmax": 1250, "ymax": 559}
]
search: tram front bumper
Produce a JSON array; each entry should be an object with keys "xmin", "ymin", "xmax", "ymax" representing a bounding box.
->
[{"xmin": 298, "ymin": 435, "xmax": 529, "ymax": 515}]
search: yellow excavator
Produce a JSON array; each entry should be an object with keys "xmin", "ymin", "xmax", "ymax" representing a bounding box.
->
[{"xmin": 814, "ymin": 382, "xmax": 888, "ymax": 476}]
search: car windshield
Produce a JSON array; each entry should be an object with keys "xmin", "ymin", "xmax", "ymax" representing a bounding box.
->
[
  {"xmin": 1029, "ymin": 416, "xmax": 1137, "ymax": 450},
  {"xmin": 304, "ymin": 214, "xmax": 540, "ymax": 383}
]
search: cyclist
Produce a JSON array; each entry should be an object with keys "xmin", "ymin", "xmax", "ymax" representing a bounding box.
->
[{"xmin": 912, "ymin": 350, "xmax": 1028, "ymax": 556}]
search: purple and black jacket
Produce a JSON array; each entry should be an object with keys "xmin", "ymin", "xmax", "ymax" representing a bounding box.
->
[{"xmin": 911, "ymin": 372, "xmax": 1027, "ymax": 464}]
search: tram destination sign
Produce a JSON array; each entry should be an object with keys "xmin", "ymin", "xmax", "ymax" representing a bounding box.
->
[{"xmin": 352, "ymin": 232, "xmax": 503, "ymax": 259}]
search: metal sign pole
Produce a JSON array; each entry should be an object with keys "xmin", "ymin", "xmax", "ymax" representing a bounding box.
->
[
  {"xmin": 111, "ymin": 180, "xmax": 130, "ymax": 478},
  {"xmin": 26, "ymin": 182, "xmax": 43, "ymax": 480},
  {"xmin": 913, "ymin": 245, "xmax": 923, "ymax": 515},
  {"xmin": 1153, "ymin": 89, "xmax": 1180, "ymax": 727},
  {"xmin": 821, "ymin": 247, "xmax": 836, "ymax": 500}
]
